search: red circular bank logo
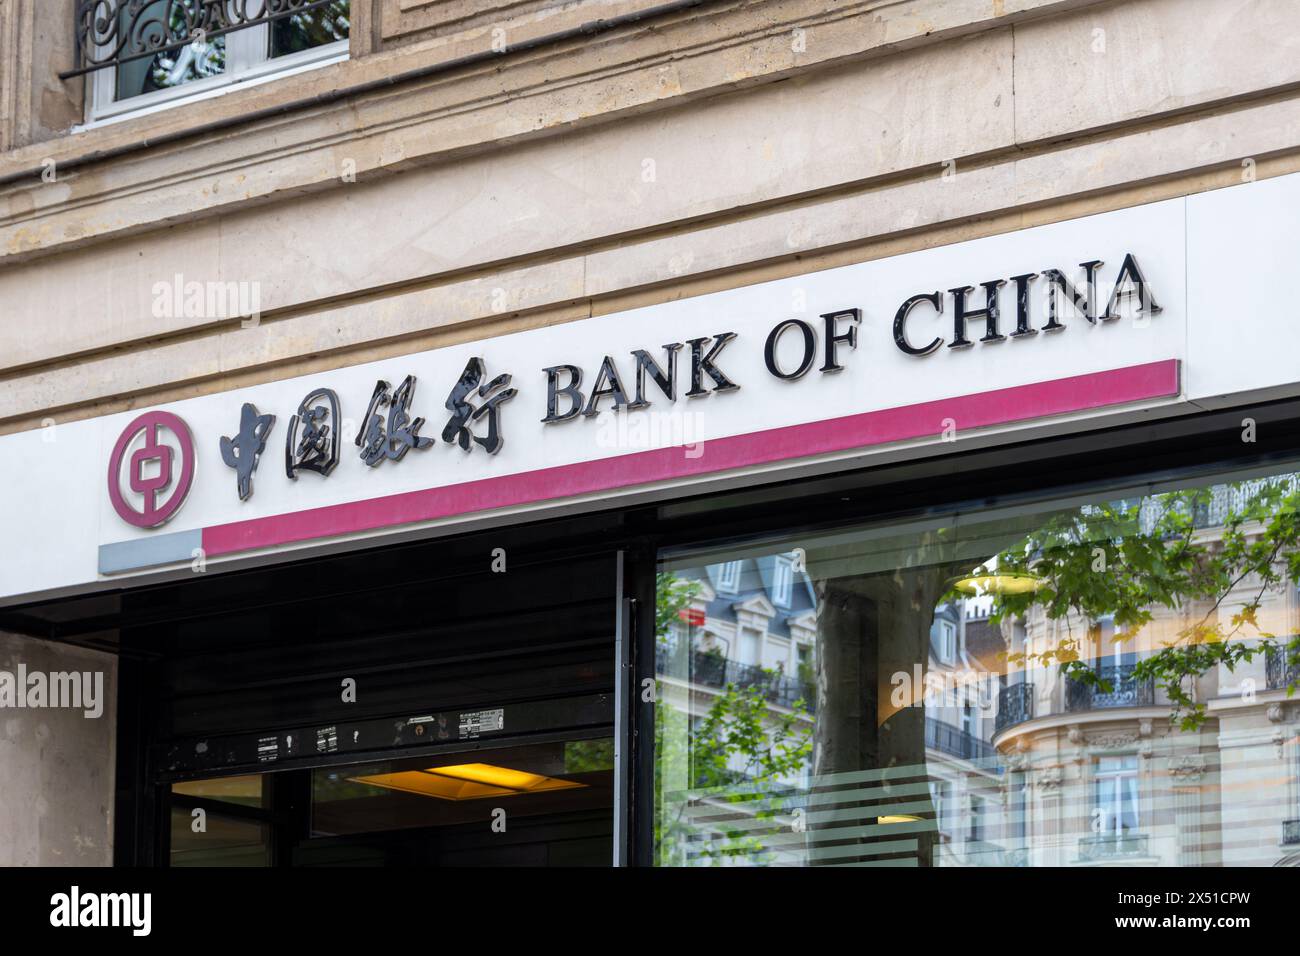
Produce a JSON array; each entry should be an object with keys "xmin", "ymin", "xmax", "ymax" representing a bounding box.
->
[{"xmin": 107, "ymin": 411, "xmax": 197, "ymax": 528}]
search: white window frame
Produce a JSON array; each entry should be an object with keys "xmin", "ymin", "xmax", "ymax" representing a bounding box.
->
[
  {"xmin": 967, "ymin": 795, "xmax": 985, "ymax": 843},
  {"xmin": 1093, "ymin": 755, "xmax": 1140, "ymax": 841},
  {"xmin": 937, "ymin": 620, "xmax": 957, "ymax": 664},
  {"xmin": 1010, "ymin": 770, "xmax": 1029, "ymax": 845},
  {"xmin": 82, "ymin": 19, "xmax": 347, "ymax": 128},
  {"xmin": 772, "ymin": 555, "xmax": 794, "ymax": 608},
  {"xmin": 929, "ymin": 779, "xmax": 950, "ymax": 835},
  {"xmin": 716, "ymin": 560, "xmax": 741, "ymax": 594}
]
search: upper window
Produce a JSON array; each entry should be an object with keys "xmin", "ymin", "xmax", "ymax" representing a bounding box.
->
[
  {"xmin": 1093, "ymin": 756, "xmax": 1140, "ymax": 842},
  {"xmin": 771, "ymin": 555, "xmax": 794, "ymax": 608},
  {"xmin": 935, "ymin": 618, "xmax": 957, "ymax": 664},
  {"xmin": 73, "ymin": 1, "xmax": 350, "ymax": 123},
  {"xmin": 715, "ymin": 560, "xmax": 741, "ymax": 594}
]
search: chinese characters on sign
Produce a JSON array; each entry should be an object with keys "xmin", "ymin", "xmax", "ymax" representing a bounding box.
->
[
  {"xmin": 355, "ymin": 375, "xmax": 434, "ymax": 467},
  {"xmin": 166, "ymin": 358, "xmax": 522, "ymax": 513},
  {"xmin": 441, "ymin": 358, "xmax": 517, "ymax": 455},
  {"xmin": 286, "ymin": 388, "xmax": 341, "ymax": 479},
  {"xmin": 219, "ymin": 403, "xmax": 275, "ymax": 501}
]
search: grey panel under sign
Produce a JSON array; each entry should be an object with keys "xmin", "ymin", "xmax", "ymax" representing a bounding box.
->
[{"xmin": 98, "ymin": 528, "xmax": 203, "ymax": 575}]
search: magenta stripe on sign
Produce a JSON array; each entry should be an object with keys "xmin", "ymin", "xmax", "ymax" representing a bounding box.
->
[{"xmin": 201, "ymin": 359, "xmax": 1180, "ymax": 558}]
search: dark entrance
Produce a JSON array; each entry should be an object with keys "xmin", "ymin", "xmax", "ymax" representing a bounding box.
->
[{"xmin": 107, "ymin": 519, "xmax": 624, "ymax": 866}]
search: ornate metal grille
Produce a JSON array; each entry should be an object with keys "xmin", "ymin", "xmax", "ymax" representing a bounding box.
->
[
  {"xmin": 62, "ymin": 0, "xmax": 345, "ymax": 79},
  {"xmin": 995, "ymin": 681, "xmax": 1034, "ymax": 733},
  {"xmin": 925, "ymin": 717, "xmax": 996, "ymax": 762},
  {"xmin": 654, "ymin": 645, "xmax": 816, "ymax": 712},
  {"xmin": 1065, "ymin": 664, "xmax": 1155, "ymax": 711},
  {"xmin": 1265, "ymin": 644, "xmax": 1300, "ymax": 691}
]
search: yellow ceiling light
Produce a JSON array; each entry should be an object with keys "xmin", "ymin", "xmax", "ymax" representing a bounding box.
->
[
  {"xmin": 950, "ymin": 571, "xmax": 1045, "ymax": 596},
  {"xmin": 350, "ymin": 771, "xmax": 514, "ymax": 801},
  {"xmin": 877, "ymin": 814, "xmax": 923, "ymax": 825},
  {"xmin": 431, "ymin": 763, "xmax": 584, "ymax": 793},
  {"xmin": 348, "ymin": 763, "xmax": 587, "ymax": 801}
]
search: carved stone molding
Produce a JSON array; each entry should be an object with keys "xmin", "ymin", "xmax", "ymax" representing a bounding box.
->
[
  {"xmin": 1168, "ymin": 754, "xmax": 1208, "ymax": 783},
  {"xmin": 1004, "ymin": 752, "xmax": 1029, "ymax": 772},
  {"xmin": 1036, "ymin": 766, "xmax": 1064, "ymax": 793}
]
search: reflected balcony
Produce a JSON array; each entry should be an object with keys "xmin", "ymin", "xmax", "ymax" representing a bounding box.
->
[
  {"xmin": 1066, "ymin": 665, "xmax": 1154, "ymax": 712},
  {"xmin": 656, "ymin": 646, "xmax": 816, "ymax": 712},
  {"xmin": 995, "ymin": 682, "xmax": 1034, "ymax": 734},
  {"xmin": 1284, "ymin": 820, "xmax": 1300, "ymax": 846},
  {"xmin": 1077, "ymin": 833, "xmax": 1150, "ymax": 862},
  {"xmin": 925, "ymin": 717, "xmax": 995, "ymax": 762},
  {"xmin": 1265, "ymin": 645, "xmax": 1300, "ymax": 691}
]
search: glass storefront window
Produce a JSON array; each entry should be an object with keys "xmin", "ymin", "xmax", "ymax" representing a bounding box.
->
[{"xmin": 655, "ymin": 465, "xmax": 1300, "ymax": 866}]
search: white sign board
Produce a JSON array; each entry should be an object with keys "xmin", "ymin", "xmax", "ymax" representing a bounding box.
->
[{"xmin": 6, "ymin": 171, "xmax": 1299, "ymax": 605}]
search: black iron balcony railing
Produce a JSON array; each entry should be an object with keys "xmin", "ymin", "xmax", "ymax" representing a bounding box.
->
[
  {"xmin": 995, "ymin": 682, "xmax": 1034, "ymax": 733},
  {"xmin": 656, "ymin": 647, "xmax": 815, "ymax": 712},
  {"xmin": 1077, "ymin": 833, "xmax": 1150, "ymax": 862},
  {"xmin": 64, "ymin": 0, "xmax": 344, "ymax": 79},
  {"xmin": 1066, "ymin": 664, "xmax": 1154, "ymax": 712},
  {"xmin": 1266, "ymin": 645, "xmax": 1300, "ymax": 691},
  {"xmin": 925, "ymin": 717, "xmax": 995, "ymax": 762},
  {"xmin": 1283, "ymin": 820, "xmax": 1300, "ymax": 846}
]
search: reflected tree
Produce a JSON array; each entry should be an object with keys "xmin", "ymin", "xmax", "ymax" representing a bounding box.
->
[
  {"xmin": 654, "ymin": 572, "xmax": 812, "ymax": 865},
  {"xmin": 986, "ymin": 480, "xmax": 1300, "ymax": 728}
]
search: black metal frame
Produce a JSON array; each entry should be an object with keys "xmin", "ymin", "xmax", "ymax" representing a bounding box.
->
[
  {"xmin": 11, "ymin": 396, "xmax": 1300, "ymax": 866},
  {"xmin": 62, "ymin": 0, "xmax": 345, "ymax": 80}
]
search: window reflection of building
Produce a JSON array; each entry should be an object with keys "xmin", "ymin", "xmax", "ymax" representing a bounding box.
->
[
  {"xmin": 656, "ymin": 474, "xmax": 1300, "ymax": 867},
  {"xmin": 655, "ymin": 552, "xmax": 818, "ymax": 866},
  {"xmin": 673, "ymin": 555, "xmax": 818, "ymax": 687},
  {"xmin": 922, "ymin": 597, "xmax": 1005, "ymax": 866},
  {"xmin": 991, "ymin": 478, "xmax": 1300, "ymax": 868}
]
